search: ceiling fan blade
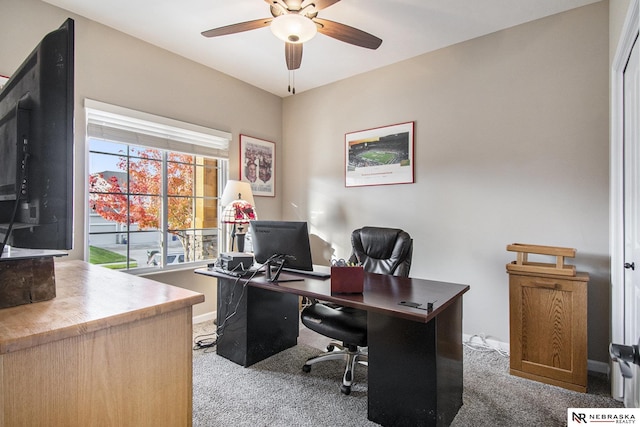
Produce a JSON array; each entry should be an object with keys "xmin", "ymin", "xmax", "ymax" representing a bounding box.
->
[
  {"xmin": 314, "ymin": 18, "xmax": 382, "ymax": 50},
  {"xmin": 201, "ymin": 18, "xmax": 272, "ymax": 38},
  {"xmin": 304, "ymin": 0, "xmax": 341, "ymax": 11},
  {"xmin": 285, "ymin": 43, "xmax": 303, "ymax": 70}
]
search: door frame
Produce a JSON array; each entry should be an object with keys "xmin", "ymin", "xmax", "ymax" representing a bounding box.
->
[{"xmin": 610, "ymin": 0, "xmax": 639, "ymax": 401}]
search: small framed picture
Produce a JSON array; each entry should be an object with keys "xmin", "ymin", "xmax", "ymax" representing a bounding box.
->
[
  {"xmin": 345, "ymin": 121, "xmax": 415, "ymax": 187},
  {"xmin": 240, "ymin": 134, "xmax": 275, "ymax": 197},
  {"xmin": 0, "ymin": 75, "xmax": 9, "ymax": 90}
]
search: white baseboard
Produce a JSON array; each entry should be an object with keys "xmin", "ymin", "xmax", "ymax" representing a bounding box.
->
[
  {"xmin": 462, "ymin": 334, "xmax": 611, "ymax": 376},
  {"xmin": 193, "ymin": 311, "xmax": 216, "ymax": 325},
  {"xmin": 588, "ymin": 359, "xmax": 610, "ymax": 375}
]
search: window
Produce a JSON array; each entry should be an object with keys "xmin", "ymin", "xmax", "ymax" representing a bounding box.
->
[{"xmin": 85, "ymin": 100, "xmax": 230, "ymax": 271}]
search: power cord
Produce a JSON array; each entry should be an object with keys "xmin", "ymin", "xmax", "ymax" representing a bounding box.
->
[
  {"xmin": 193, "ymin": 263, "xmax": 267, "ymax": 352},
  {"xmin": 193, "ymin": 329, "xmax": 217, "ymax": 352},
  {"xmin": 193, "ymin": 253, "xmax": 305, "ymax": 352},
  {"xmin": 0, "ymin": 140, "xmax": 29, "ymax": 257},
  {"xmin": 463, "ymin": 334, "xmax": 510, "ymax": 357},
  {"xmin": 300, "ymin": 296, "xmax": 314, "ymax": 309}
]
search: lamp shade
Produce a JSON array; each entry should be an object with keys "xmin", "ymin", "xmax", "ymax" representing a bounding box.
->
[
  {"xmin": 270, "ymin": 14, "xmax": 317, "ymax": 44},
  {"xmin": 220, "ymin": 180, "xmax": 255, "ymax": 207},
  {"xmin": 222, "ymin": 200, "xmax": 257, "ymax": 225}
]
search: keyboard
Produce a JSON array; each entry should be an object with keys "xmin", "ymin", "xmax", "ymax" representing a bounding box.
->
[{"xmin": 282, "ymin": 265, "xmax": 331, "ymax": 279}]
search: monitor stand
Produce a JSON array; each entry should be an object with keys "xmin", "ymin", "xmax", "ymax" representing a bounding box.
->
[
  {"xmin": 0, "ymin": 247, "xmax": 67, "ymax": 309},
  {"xmin": 265, "ymin": 256, "xmax": 286, "ymax": 282}
]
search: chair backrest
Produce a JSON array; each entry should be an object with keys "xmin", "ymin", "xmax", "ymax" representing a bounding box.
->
[{"xmin": 349, "ymin": 227, "xmax": 413, "ymax": 277}]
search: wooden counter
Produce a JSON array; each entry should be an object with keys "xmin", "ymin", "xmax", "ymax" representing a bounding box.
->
[{"xmin": 0, "ymin": 260, "xmax": 204, "ymax": 427}]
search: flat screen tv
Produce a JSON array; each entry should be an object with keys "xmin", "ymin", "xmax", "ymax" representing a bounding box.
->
[
  {"xmin": 250, "ymin": 220, "xmax": 313, "ymax": 271},
  {"xmin": 0, "ymin": 18, "xmax": 74, "ymax": 255}
]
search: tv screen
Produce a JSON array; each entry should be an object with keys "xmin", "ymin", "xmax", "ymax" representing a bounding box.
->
[
  {"xmin": 0, "ymin": 18, "xmax": 74, "ymax": 253},
  {"xmin": 250, "ymin": 220, "xmax": 313, "ymax": 271}
]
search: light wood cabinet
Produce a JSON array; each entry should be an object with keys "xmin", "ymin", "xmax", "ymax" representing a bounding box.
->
[
  {"xmin": 0, "ymin": 261, "xmax": 204, "ymax": 426},
  {"xmin": 508, "ymin": 269, "xmax": 588, "ymax": 392}
]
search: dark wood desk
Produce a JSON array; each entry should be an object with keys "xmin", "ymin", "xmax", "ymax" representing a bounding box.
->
[{"xmin": 195, "ymin": 268, "xmax": 469, "ymax": 427}]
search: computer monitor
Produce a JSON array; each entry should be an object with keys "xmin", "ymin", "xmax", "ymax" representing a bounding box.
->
[
  {"xmin": 250, "ymin": 220, "xmax": 313, "ymax": 271},
  {"xmin": 0, "ymin": 18, "xmax": 75, "ymax": 253}
]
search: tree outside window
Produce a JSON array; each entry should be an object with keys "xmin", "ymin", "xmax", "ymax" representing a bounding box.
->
[{"xmin": 88, "ymin": 140, "xmax": 221, "ymax": 270}]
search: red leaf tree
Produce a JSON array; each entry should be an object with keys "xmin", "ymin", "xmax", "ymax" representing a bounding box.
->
[{"xmin": 89, "ymin": 148, "xmax": 196, "ymax": 260}]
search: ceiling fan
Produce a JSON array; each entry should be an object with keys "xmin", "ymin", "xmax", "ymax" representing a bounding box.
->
[{"xmin": 201, "ymin": 0, "xmax": 382, "ymax": 75}]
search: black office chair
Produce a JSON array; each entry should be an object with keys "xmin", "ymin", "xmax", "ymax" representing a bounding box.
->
[{"xmin": 301, "ymin": 226, "xmax": 413, "ymax": 394}]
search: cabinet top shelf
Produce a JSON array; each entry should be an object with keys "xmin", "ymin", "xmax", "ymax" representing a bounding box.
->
[
  {"xmin": 507, "ymin": 243, "xmax": 576, "ymax": 257},
  {"xmin": 0, "ymin": 260, "xmax": 204, "ymax": 354},
  {"xmin": 506, "ymin": 243, "xmax": 578, "ymax": 276}
]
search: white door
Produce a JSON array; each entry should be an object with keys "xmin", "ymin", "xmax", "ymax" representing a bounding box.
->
[{"xmin": 623, "ymin": 34, "xmax": 639, "ymax": 408}]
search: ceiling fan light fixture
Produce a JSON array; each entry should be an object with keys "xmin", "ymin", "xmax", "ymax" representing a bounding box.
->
[{"xmin": 270, "ymin": 14, "xmax": 317, "ymax": 44}]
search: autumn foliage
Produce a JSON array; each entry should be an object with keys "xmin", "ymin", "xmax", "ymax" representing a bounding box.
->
[{"xmin": 89, "ymin": 148, "xmax": 195, "ymax": 235}]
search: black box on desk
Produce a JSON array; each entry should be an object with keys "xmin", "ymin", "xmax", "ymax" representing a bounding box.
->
[{"xmin": 220, "ymin": 252, "xmax": 254, "ymax": 271}]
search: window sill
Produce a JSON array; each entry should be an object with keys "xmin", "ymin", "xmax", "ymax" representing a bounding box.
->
[{"xmin": 131, "ymin": 261, "xmax": 211, "ymax": 277}]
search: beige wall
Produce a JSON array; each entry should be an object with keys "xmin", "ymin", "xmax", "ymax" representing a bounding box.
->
[
  {"xmin": 282, "ymin": 2, "xmax": 610, "ymax": 362},
  {"xmin": 1, "ymin": 0, "xmax": 284, "ymax": 317},
  {"xmin": 1, "ymin": 0, "xmax": 616, "ymax": 363}
]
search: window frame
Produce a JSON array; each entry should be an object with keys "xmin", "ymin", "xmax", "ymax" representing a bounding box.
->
[{"xmin": 84, "ymin": 100, "xmax": 230, "ymax": 273}]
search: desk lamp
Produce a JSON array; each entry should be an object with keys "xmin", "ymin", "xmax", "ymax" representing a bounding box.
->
[{"xmin": 221, "ymin": 180, "xmax": 256, "ymax": 253}]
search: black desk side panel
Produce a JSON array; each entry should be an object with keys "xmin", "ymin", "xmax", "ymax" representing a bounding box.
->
[
  {"xmin": 368, "ymin": 298, "xmax": 463, "ymax": 426},
  {"xmin": 216, "ymin": 278, "xmax": 299, "ymax": 367}
]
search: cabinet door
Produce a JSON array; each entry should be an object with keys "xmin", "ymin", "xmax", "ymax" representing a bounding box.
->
[{"xmin": 509, "ymin": 275, "xmax": 587, "ymax": 387}]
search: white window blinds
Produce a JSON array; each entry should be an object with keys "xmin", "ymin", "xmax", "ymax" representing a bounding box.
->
[{"xmin": 85, "ymin": 99, "xmax": 230, "ymax": 158}]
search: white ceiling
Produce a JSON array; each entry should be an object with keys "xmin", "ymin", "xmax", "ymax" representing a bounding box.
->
[{"xmin": 42, "ymin": 0, "xmax": 601, "ymax": 98}]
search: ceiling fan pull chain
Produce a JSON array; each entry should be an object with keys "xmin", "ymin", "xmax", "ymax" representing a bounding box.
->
[{"xmin": 287, "ymin": 70, "xmax": 296, "ymax": 94}]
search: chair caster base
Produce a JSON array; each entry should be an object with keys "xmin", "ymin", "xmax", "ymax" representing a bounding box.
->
[{"xmin": 301, "ymin": 342, "xmax": 367, "ymax": 396}]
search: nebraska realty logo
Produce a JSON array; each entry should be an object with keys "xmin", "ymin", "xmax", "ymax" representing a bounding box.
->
[{"xmin": 568, "ymin": 408, "xmax": 638, "ymax": 425}]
